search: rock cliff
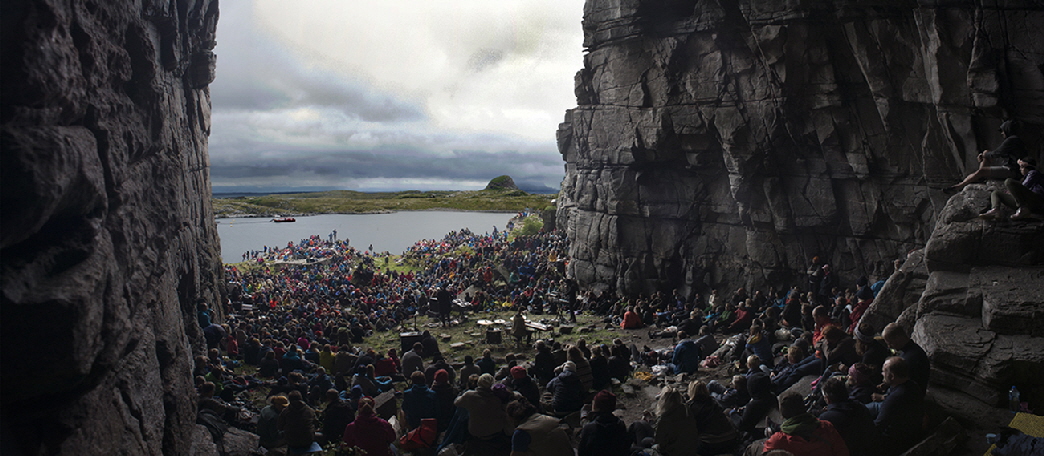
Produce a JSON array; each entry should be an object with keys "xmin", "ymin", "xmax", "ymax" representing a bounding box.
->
[
  {"xmin": 1, "ymin": 1, "xmax": 223, "ymax": 454},
  {"xmin": 862, "ymin": 182, "xmax": 1044, "ymax": 416},
  {"xmin": 557, "ymin": 0, "xmax": 1044, "ymax": 297}
]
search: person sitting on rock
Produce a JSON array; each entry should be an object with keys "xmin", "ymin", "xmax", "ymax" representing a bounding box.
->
[
  {"xmin": 980, "ymin": 157, "xmax": 1044, "ymax": 220},
  {"xmin": 944, "ymin": 120, "xmax": 1026, "ymax": 194},
  {"xmin": 257, "ymin": 395, "xmax": 289, "ymax": 450},
  {"xmin": 881, "ymin": 323, "xmax": 930, "ymax": 394},
  {"xmin": 872, "ymin": 356, "xmax": 925, "ymax": 455}
]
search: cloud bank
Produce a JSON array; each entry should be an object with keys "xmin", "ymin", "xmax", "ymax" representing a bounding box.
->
[{"xmin": 208, "ymin": 1, "xmax": 584, "ymax": 193}]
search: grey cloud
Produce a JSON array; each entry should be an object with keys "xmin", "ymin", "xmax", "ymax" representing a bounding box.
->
[
  {"xmin": 211, "ymin": 3, "xmax": 424, "ymax": 122},
  {"xmin": 210, "ymin": 145, "xmax": 563, "ymax": 189}
]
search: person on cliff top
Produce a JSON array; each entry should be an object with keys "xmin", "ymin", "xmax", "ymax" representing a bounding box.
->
[
  {"xmin": 944, "ymin": 120, "xmax": 1026, "ymax": 195},
  {"xmin": 980, "ymin": 157, "xmax": 1044, "ymax": 221}
]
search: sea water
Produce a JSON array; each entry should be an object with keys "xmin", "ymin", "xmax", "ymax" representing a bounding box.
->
[{"xmin": 217, "ymin": 211, "xmax": 514, "ymax": 262}]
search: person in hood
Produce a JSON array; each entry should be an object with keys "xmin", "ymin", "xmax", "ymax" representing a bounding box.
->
[
  {"xmin": 577, "ymin": 390, "xmax": 631, "ymax": 456},
  {"xmin": 732, "ymin": 372, "xmax": 777, "ymax": 436},
  {"xmin": 342, "ymin": 397, "xmax": 395, "ymax": 456}
]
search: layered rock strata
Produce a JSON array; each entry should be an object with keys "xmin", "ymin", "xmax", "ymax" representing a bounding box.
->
[
  {"xmin": 864, "ymin": 183, "xmax": 1044, "ymax": 412},
  {"xmin": 1, "ymin": 1, "xmax": 224, "ymax": 454},
  {"xmin": 557, "ymin": 0, "xmax": 1044, "ymax": 296}
]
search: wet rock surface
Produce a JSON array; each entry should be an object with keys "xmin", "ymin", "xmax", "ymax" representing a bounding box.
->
[
  {"xmin": 557, "ymin": 0, "xmax": 1044, "ymax": 297},
  {"xmin": 1, "ymin": 1, "xmax": 223, "ymax": 454}
]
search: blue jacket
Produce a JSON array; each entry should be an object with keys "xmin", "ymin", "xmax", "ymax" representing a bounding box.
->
[
  {"xmin": 672, "ymin": 339, "xmax": 701, "ymax": 374},
  {"xmin": 546, "ymin": 370, "xmax": 583, "ymax": 414},
  {"xmin": 401, "ymin": 385, "xmax": 438, "ymax": 430}
]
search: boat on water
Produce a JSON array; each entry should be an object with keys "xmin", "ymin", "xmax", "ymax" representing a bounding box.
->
[{"xmin": 272, "ymin": 217, "xmax": 296, "ymax": 223}]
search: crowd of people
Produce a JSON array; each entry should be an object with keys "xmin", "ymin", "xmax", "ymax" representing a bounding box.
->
[{"xmin": 194, "ymin": 210, "xmax": 947, "ymax": 456}]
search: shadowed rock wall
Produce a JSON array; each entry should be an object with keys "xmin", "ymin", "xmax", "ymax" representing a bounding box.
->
[
  {"xmin": 1, "ymin": 0, "xmax": 223, "ymax": 454},
  {"xmin": 557, "ymin": 0, "xmax": 1044, "ymax": 296}
]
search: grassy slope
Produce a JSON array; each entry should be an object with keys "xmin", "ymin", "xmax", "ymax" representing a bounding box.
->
[{"xmin": 213, "ymin": 189, "xmax": 556, "ymax": 217}]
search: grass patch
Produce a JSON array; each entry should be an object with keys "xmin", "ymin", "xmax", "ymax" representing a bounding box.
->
[{"xmin": 213, "ymin": 189, "xmax": 557, "ymax": 217}]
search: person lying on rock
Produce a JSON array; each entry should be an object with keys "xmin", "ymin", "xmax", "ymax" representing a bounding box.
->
[
  {"xmin": 980, "ymin": 157, "xmax": 1044, "ymax": 221},
  {"xmin": 944, "ymin": 120, "xmax": 1026, "ymax": 194}
]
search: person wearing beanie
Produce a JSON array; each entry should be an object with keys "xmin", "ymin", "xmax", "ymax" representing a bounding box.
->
[
  {"xmin": 455, "ymin": 373, "xmax": 513, "ymax": 453},
  {"xmin": 761, "ymin": 391, "xmax": 849, "ymax": 456},
  {"xmin": 431, "ymin": 368, "xmax": 459, "ymax": 432},
  {"xmin": 342, "ymin": 397, "xmax": 396, "ymax": 456},
  {"xmin": 576, "ymin": 390, "xmax": 631, "ymax": 456},
  {"xmin": 546, "ymin": 360, "xmax": 583, "ymax": 415},
  {"xmin": 507, "ymin": 365, "xmax": 541, "ymax": 408},
  {"xmin": 732, "ymin": 372, "xmax": 777, "ymax": 436}
]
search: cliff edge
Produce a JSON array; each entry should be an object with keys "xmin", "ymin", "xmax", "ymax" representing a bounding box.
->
[{"xmin": 1, "ymin": 1, "xmax": 224, "ymax": 454}]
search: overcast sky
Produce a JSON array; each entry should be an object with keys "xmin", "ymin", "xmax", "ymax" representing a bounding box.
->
[{"xmin": 209, "ymin": 1, "xmax": 585, "ymax": 193}]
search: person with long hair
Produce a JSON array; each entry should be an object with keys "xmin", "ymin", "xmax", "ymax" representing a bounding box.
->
[
  {"xmin": 687, "ymin": 380, "xmax": 741, "ymax": 455},
  {"xmin": 654, "ymin": 386, "xmax": 700, "ymax": 455}
]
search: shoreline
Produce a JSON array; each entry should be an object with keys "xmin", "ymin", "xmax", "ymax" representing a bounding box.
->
[{"xmin": 214, "ymin": 207, "xmax": 524, "ymax": 219}]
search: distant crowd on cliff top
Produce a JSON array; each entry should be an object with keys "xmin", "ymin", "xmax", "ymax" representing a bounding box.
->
[{"xmin": 185, "ymin": 205, "xmax": 1044, "ymax": 456}]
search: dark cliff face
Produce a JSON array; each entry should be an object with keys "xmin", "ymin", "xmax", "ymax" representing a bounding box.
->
[
  {"xmin": 1, "ymin": 1, "xmax": 223, "ymax": 454},
  {"xmin": 557, "ymin": 0, "xmax": 1043, "ymax": 297}
]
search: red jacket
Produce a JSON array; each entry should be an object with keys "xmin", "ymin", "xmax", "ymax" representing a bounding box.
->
[
  {"xmin": 342, "ymin": 412, "xmax": 395, "ymax": 456},
  {"xmin": 763, "ymin": 418, "xmax": 850, "ymax": 456},
  {"xmin": 621, "ymin": 311, "xmax": 643, "ymax": 329}
]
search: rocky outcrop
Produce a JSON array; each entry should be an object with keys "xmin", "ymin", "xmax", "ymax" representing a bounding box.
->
[
  {"xmin": 1, "ymin": 1, "xmax": 223, "ymax": 455},
  {"xmin": 557, "ymin": 0, "xmax": 1044, "ymax": 296},
  {"xmin": 864, "ymin": 183, "xmax": 1044, "ymax": 412}
]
